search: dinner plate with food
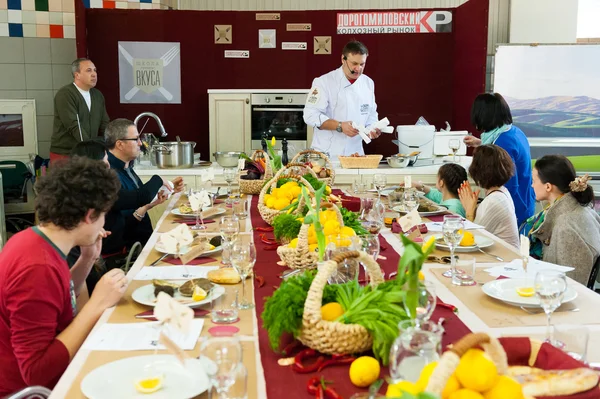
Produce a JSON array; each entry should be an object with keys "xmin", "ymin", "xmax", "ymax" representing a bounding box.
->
[
  {"xmin": 155, "ymin": 225, "xmax": 222, "ymax": 256},
  {"xmin": 393, "ymin": 201, "xmax": 448, "ymax": 217},
  {"xmin": 482, "ymin": 278, "xmax": 578, "ymax": 308},
  {"xmin": 171, "ymin": 204, "xmax": 226, "ymax": 218},
  {"xmin": 132, "ymin": 278, "xmax": 225, "ymax": 308},
  {"xmin": 429, "ymin": 232, "xmax": 495, "ymax": 253}
]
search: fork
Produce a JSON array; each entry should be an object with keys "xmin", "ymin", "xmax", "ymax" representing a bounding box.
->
[
  {"xmin": 520, "ymin": 306, "xmax": 580, "ymax": 314},
  {"xmin": 474, "ymin": 245, "xmax": 504, "ymax": 262}
]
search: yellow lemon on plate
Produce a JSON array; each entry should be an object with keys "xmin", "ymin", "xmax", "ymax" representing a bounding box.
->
[
  {"xmin": 516, "ymin": 287, "xmax": 535, "ymax": 297},
  {"xmin": 455, "ymin": 349, "xmax": 498, "ymax": 392},
  {"xmin": 460, "ymin": 231, "xmax": 475, "ymax": 247},
  {"xmin": 483, "ymin": 375, "xmax": 525, "ymax": 399},
  {"xmin": 320, "ymin": 302, "xmax": 344, "ymax": 321},
  {"xmin": 349, "ymin": 356, "xmax": 380, "ymax": 387},
  {"xmin": 386, "ymin": 380, "xmax": 420, "ymax": 397},
  {"xmin": 192, "ymin": 286, "xmax": 207, "ymax": 302},
  {"xmin": 134, "ymin": 375, "xmax": 163, "ymax": 394},
  {"xmin": 449, "ymin": 389, "xmax": 484, "ymax": 399}
]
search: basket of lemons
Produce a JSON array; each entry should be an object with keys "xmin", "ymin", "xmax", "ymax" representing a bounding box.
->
[
  {"xmin": 277, "ymin": 202, "xmax": 355, "ymax": 270},
  {"xmin": 257, "ymin": 171, "xmax": 314, "ymax": 225}
]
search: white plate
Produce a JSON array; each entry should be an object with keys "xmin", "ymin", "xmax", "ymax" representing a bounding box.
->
[
  {"xmin": 482, "ymin": 278, "xmax": 578, "ymax": 308},
  {"xmin": 131, "ymin": 283, "xmax": 225, "ymax": 308},
  {"xmin": 430, "ymin": 233, "xmax": 495, "ymax": 252},
  {"xmin": 80, "ymin": 355, "xmax": 209, "ymax": 399},
  {"xmin": 170, "ymin": 207, "xmax": 226, "ymax": 219},
  {"xmin": 393, "ymin": 204, "xmax": 448, "ymax": 217},
  {"xmin": 154, "ymin": 243, "xmax": 222, "ymax": 257},
  {"xmin": 371, "ymin": 188, "xmax": 425, "ymax": 197}
]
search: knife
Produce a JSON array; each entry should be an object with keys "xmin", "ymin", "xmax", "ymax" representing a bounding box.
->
[{"xmin": 150, "ymin": 253, "xmax": 169, "ymax": 266}]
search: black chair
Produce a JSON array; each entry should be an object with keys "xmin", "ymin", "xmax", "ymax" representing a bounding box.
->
[
  {"xmin": 4, "ymin": 386, "xmax": 51, "ymax": 399},
  {"xmin": 588, "ymin": 256, "xmax": 600, "ymax": 291}
]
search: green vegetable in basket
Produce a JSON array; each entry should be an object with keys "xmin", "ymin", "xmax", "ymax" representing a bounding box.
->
[
  {"xmin": 261, "ymin": 270, "xmax": 338, "ymax": 352},
  {"xmin": 302, "ymin": 173, "xmax": 324, "ymax": 191},
  {"xmin": 272, "ymin": 213, "xmax": 302, "ymax": 243},
  {"xmin": 340, "ymin": 206, "xmax": 368, "ymax": 236}
]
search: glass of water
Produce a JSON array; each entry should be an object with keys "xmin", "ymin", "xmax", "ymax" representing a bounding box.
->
[
  {"xmin": 219, "ymin": 215, "xmax": 240, "ymax": 267},
  {"xmin": 534, "ymin": 270, "xmax": 567, "ymax": 344},
  {"xmin": 552, "ymin": 324, "xmax": 589, "ymax": 362},
  {"xmin": 373, "ymin": 174, "xmax": 387, "ymax": 200},
  {"xmin": 403, "ymin": 189, "xmax": 419, "ymax": 213},
  {"xmin": 449, "ymin": 138, "xmax": 460, "ymax": 163},
  {"xmin": 360, "ymin": 234, "xmax": 380, "ymax": 285},
  {"xmin": 211, "ymin": 288, "xmax": 239, "ymax": 324},
  {"xmin": 199, "ymin": 337, "xmax": 243, "ymax": 399},
  {"xmin": 231, "ymin": 239, "xmax": 256, "ymax": 310},
  {"xmin": 223, "ymin": 168, "xmax": 237, "ymax": 205},
  {"xmin": 232, "ymin": 197, "xmax": 249, "ymax": 219},
  {"xmin": 441, "ymin": 215, "xmax": 464, "ymax": 278}
]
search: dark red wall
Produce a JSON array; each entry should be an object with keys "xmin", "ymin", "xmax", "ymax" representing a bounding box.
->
[{"xmin": 82, "ymin": 2, "xmax": 487, "ymax": 158}]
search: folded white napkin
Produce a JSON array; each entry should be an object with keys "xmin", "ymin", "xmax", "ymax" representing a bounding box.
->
[
  {"xmin": 485, "ymin": 258, "xmax": 574, "ymax": 279},
  {"xmin": 189, "ymin": 190, "xmax": 211, "ymax": 212}
]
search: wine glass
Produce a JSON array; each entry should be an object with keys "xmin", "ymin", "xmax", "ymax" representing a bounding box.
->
[
  {"xmin": 200, "ymin": 337, "xmax": 243, "ymax": 399},
  {"xmin": 223, "ymin": 168, "xmax": 237, "ymax": 205},
  {"xmin": 403, "ymin": 281, "xmax": 437, "ymax": 326},
  {"xmin": 449, "ymin": 139, "xmax": 460, "ymax": 163},
  {"xmin": 534, "ymin": 270, "xmax": 567, "ymax": 344},
  {"xmin": 441, "ymin": 215, "xmax": 464, "ymax": 278},
  {"xmin": 403, "ymin": 190, "xmax": 419, "ymax": 213},
  {"xmin": 360, "ymin": 234, "xmax": 380, "ymax": 285},
  {"xmin": 373, "ymin": 174, "xmax": 387, "ymax": 200},
  {"xmin": 359, "ymin": 197, "xmax": 385, "ymax": 235},
  {"xmin": 219, "ymin": 216, "xmax": 240, "ymax": 267},
  {"xmin": 231, "ymin": 239, "xmax": 257, "ymax": 309},
  {"xmin": 189, "ymin": 187, "xmax": 213, "ymax": 231}
]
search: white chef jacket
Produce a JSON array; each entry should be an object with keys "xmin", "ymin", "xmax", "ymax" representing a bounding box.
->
[{"xmin": 303, "ymin": 66, "xmax": 379, "ymax": 157}]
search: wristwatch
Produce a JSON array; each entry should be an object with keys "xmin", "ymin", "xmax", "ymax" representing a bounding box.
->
[{"xmin": 336, "ymin": 122, "xmax": 343, "ymax": 133}]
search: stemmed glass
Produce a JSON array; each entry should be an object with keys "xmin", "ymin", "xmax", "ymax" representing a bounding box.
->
[
  {"xmin": 441, "ymin": 215, "xmax": 464, "ymax": 278},
  {"xmin": 360, "ymin": 234, "xmax": 380, "ymax": 285},
  {"xmin": 403, "ymin": 189, "xmax": 419, "ymax": 213},
  {"xmin": 534, "ymin": 270, "xmax": 567, "ymax": 345},
  {"xmin": 189, "ymin": 187, "xmax": 213, "ymax": 231},
  {"xmin": 373, "ymin": 174, "xmax": 387, "ymax": 200},
  {"xmin": 231, "ymin": 239, "xmax": 257, "ymax": 310},
  {"xmin": 449, "ymin": 138, "xmax": 460, "ymax": 163},
  {"xmin": 200, "ymin": 337, "xmax": 243, "ymax": 399},
  {"xmin": 403, "ymin": 281, "xmax": 437, "ymax": 326},
  {"xmin": 219, "ymin": 216, "xmax": 240, "ymax": 267},
  {"xmin": 359, "ymin": 197, "xmax": 385, "ymax": 235},
  {"xmin": 223, "ymin": 168, "xmax": 237, "ymax": 205}
]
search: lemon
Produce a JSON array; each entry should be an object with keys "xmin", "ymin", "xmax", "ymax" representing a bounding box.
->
[
  {"xmin": 192, "ymin": 286, "xmax": 207, "ymax": 302},
  {"xmin": 516, "ymin": 287, "xmax": 535, "ymax": 297},
  {"xmin": 449, "ymin": 389, "xmax": 484, "ymax": 399},
  {"xmin": 321, "ymin": 302, "xmax": 344, "ymax": 321},
  {"xmin": 349, "ymin": 356, "xmax": 380, "ymax": 388},
  {"xmin": 442, "ymin": 374, "xmax": 462, "ymax": 399},
  {"xmin": 483, "ymin": 375, "xmax": 524, "ymax": 399},
  {"xmin": 386, "ymin": 380, "xmax": 420, "ymax": 397},
  {"xmin": 416, "ymin": 361, "xmax": 438, "ymax": 391},
  {"xmin": 455, "ymin": 349, "xmax": 498, "ymax": 392},
  {"xmin": 288, "ymin": 238, "xmax": 299, "ymax": 248},
  {"xmin": 308, "ymin": 243, "xmax": 318, "ymax": 252},
  {"xmin": 134, "ymin": 375, "xmax": 163, "ymax": 394},
  {"xmin": 208, "ymin": 244, "xmax": 216, "ymax": 250},
  {"xmin": 274, "ymin": 197, "xmax": 291, "ymax": 210},
  {"xmin": 422, "ymin": 235, "xmax": 437, "ymax": 252},
  {"xmin": 266, "ymin": 197, "xmax": 276, "ymax": 209},
  {"xmin": 323, "ymin": 220, "xmax": 341, "ymax": 236},
  {"xmin": 325, "ymin": 185, "xmax": 332, "ymax": 195},
  {"xmin": 459, "ymin": 231, "xmax": 475, "ymax": 247},
  {"xmin": 340, "ymin": 226, "xmax": 357, "ymax": 236}
]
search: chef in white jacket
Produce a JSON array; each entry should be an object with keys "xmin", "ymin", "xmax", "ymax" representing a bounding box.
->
[{"xmin": 303, "ymin": 40, "xmax": 381, "ymax": 157}]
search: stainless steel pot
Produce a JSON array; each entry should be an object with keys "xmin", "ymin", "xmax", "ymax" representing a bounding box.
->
[{"xmin": 153, "ymin": 141, "xmax": 196, "ymax": 169}]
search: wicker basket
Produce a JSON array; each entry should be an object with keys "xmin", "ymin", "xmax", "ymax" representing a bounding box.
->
[
  {"xmin": 338, "ymin": 154, "xmax": 383, "ymax": 169},
  {"xmin": 280, "ymin": 162, "xmax": 320, "ymax": 180},
  {"xmin": 291, "ymin": 149, "xmax": 336, "ymax": 186},
  {"xmin": 298, "ymin": 251, "xmax": 384, "ymax": 355},
  {"xmin": 276, "ymin": 202, "xmax": 345, "ymax": 270},
  {"xmin": 239, "ymin": 150, "xmax": 273, "ymax": 195},
  {"xmin": 257, "ymin": 171, "xmax": 314, "ymax": 225},
  {"xmin": 425, "ymin": 333, "xmax": 509, "ymax": 396}
]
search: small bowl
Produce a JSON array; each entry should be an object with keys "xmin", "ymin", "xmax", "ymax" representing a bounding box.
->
[
  {"xmin": 305, "ymin": 153, "xmax": 326, "ymax": 167},
  {"xmin": 386, "ymin": 155, "xmax": 409, "ymax": 168},
  {"xmin": 407, "ymin": 152, "xmax": 420, "ymax": 167},
  {"xmin": 213, "ymin": 151, "xmax": 243, "ymax": 168}
]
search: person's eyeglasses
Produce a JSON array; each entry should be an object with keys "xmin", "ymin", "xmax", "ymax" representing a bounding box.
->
[{"xmin": 119, "ymin": 137, "xmax": 141, "ymax": 142}]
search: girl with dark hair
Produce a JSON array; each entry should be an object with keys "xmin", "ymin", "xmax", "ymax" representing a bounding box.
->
[
  {"xmin": 521, "ymin": 155, "xmax": 600, "ymax": 286},
  {"xmin": 464, "ymin": 93, "xmax": 536, "ymax": 226},
  {"xmin": 411, "ymin": 163, "xmax": 467, "ymax": 217}
]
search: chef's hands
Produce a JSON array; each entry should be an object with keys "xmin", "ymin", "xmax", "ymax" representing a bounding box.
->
[
  {"xmin": 463, "ymin": 135, "xmax": 481, "ymax": 147},
  {"xmin": 341, "ymin": 121, "xmax": 359, "ymax": 137},
  {"xmin": 369, "ymin": 128, "xmax": 382, "ymax": 139}
]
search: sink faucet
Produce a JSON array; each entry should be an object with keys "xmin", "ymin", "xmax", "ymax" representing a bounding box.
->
[{"xmin": 134, "ymin": 112, "xmax": 167, "ymax": 137}]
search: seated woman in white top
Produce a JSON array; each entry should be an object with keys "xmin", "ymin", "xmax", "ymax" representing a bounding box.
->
[{"xmin": 458, "ymin": 144, "xmax": 520, "ymax": 248}]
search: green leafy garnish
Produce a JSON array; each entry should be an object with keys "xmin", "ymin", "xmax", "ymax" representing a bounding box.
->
[
  {"xmin": 272, "ymin": 213, "xmax": 302, "ymax": 242},
  {"xmin": 340, "ymin": 206, "xmax": 368, "ymax": 236}
]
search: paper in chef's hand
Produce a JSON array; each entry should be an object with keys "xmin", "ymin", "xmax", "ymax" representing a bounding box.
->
[
  {"xmin": 399, "ymin": 208, "xmax": 422, "ymax": 233},
  {"xmin": 154, "ymin": 292, "xmax": 194, "ymax": 334},
  {"xmin": 352, "ymin": 117, "xmax": 392, "ymax": 144},
  {"xmin": 351, "ymin": 121, "xmax": 371, "ymax": 144}
]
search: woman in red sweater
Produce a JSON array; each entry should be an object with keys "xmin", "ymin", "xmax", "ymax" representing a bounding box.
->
[{"xmin": 0, "ymin": 157, "xmax": 128, "ymax": 395}]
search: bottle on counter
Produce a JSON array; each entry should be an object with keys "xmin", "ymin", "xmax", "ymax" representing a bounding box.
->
[
  {"xmin": 282, "ymin": 137, "xmax": 289, "ymax": 166},
  {"xmin": 261, "ymin": 132, "xmax": 268, "ymax": 152}
]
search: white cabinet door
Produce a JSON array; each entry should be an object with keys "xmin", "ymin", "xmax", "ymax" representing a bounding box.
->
[{"xmin": 209, "ymin": 94, "xmax": 251, "ymax": 160}]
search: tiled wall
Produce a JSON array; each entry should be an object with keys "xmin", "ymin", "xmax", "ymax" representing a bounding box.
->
[{"xmin": 0, "ymin": 36, "xmax": 77, "ymax": 157}]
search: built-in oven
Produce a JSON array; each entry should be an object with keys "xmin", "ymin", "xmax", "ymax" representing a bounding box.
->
[{"xmin": 250, "ymin": 93, "xmax": 312, "ymax": 159}]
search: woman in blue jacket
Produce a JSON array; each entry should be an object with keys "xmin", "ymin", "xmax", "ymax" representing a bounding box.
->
[{"xmin": 464, "ymin": 93, "xmax": 536, "ymax": 226}]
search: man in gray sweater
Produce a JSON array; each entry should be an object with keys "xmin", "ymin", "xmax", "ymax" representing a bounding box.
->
[{"xmin": 50, "ymin": 58, "xmax": 110, "ymax": 163}]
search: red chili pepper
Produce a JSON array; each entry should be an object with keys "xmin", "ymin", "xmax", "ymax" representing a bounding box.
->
[
  {"xmin": 323, "ymin": 386, "xmax": 343, "ymax": 399},
  {"xmin": 263, "ymin": 245, "xmax": 278, "ymax": 251},
  {"xmin": 438, "ymin": 302, "xmax": 458, "ymax": 313},
  {"xmin": 317, "ymin": 354, "xmax": 356, "ymax": 372},
  {"xmin": 254, "ymin": 274, "xmax": 265, "ymax": 288},
  {"xmin": 307, "ymin": 376, "xmax": 321, "ymax": 395},
  {"xmin": 316, "ymin": 385, "xmax": 325, "ymax": 399},
  {"xmin": 307, "ymin": 376, "xmax": 342, "ymax": 399},
  {"xmin": 293, "ymin": 349, "xmax": 325, "ymax": 373},
  {"xmin": 281, "ymin": 340, "xmax": 301, "ymax": 356},
  {"xmin": 255, "ymin": 226, "xmax": 274, "ymax": 232},
  {"xmin": 259, "ymin": 233, "xmax": 278, "ymax": 245}
]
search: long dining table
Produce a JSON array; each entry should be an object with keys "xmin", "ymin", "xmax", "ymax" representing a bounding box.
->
[{"xmin": 49, "ymin": 189, "xmax": 600, "ymax": 398}]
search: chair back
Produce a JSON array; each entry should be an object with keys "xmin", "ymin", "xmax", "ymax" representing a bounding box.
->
[{"xmin": 4, "ymin": 386, "xmax": 51, "ymax": 399}]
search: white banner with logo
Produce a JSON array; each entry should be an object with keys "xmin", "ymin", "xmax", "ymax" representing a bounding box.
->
[
  {"xmin": 336, "ymin": 11, "xmax": 452, "ymax": 34},
  {"xmin": 118, "ymin": 41, "xmax": 181, "ymax": 104}
]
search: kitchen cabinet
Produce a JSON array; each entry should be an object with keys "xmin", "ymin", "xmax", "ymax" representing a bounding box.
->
[{"xmin": 209, "ymin": 93, "xmax": 251, "ymax": 161}]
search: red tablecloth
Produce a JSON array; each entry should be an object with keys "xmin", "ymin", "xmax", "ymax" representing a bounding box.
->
[{"xmin": 250, "ymin": 195, "xmax": 471, "ymax": 398}]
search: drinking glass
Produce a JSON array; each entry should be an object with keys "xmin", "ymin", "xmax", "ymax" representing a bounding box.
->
[
  {"xmin": 211, "ymin": 288, "xmax": 239, "ymax": 324},
  {"xmin": 219, "ymin": 216, "xmax": 240, "ymax": 267},
  {"xmin": 389, "ymin": 326, "xmax": 441, "ymax": 383},
  {"xmin": 359, "ymin": 197, "xmax": 385, "ymax": 235},
  {"xmin": 223, "ymin": 168, "xmax": 237, "ymax": 205},
  {"xmin": 449, "ymin": 138, "xmax": 460, "ymax": 162},
  {"xmin": 227, "ymin": 363, "xmax": 248, "ymax": 399},
  {"xmin": 200, "ymin": 337, "xmax": 243, "ymax": 399},
  {"xmin": 534, "ymin": 270, "xmax": 567, "ymax": 344},
  {"xmin": 373, "ymin": 174, "xmax": 387, "ymax": 200},
  {"xmin": 231, "ymin": 240, "xmax": 257, "ymax": 309},
  {"xmin": 232, "ymin": 197, "xmax": 249, "ymax": 219},
  {"xmin": 360, "ymin": 234, "xmax": 380, "ymax": 285},
  {"xmin": 551, "ymin": 324, "xmax": 589, "ymax": 362},
  {"xmin": 441, "ymin": 215, "xmax": 464, "ymax": 278},
  {"xmin": 452, "ymin": 255, "xmax": 476, "ymax": 286},
  {"xmin": 403, "ymin": 281, "xmax": 437, "ymax": 325},
  {"xmin": 403, "ymin": 190, "xmax": 419, "ymax": 213},
  {"xmin": 325, "ymin": 234, "xmax": 360, "ymax": 284},
  {"xmin": 189, "ymin": 187, "xmax": 213, "ymax": 231},
  {"xmin": 397, "ymin": 318, "xmax": 445, "ymax": 355}
]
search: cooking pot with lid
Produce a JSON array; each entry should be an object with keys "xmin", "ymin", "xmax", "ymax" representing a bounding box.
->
[{"xmin": 152, "ymin": 141, "xmax": 196, "ymax": 169}]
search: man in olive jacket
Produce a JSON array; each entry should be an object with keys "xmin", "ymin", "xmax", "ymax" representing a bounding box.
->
[{"xmin": 50, "ymin": 58, "xmax": 110, "ymax": 163}]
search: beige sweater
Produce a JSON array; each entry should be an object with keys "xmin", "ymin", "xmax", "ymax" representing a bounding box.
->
[{"xmin": 532, "ymin": 194, "xmax": 600, "ymax": 286}]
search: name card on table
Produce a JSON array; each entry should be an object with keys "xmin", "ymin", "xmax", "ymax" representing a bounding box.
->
[{"xmin": 398, "ymin": 208, "xmax": 422, "ymax": 233}]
